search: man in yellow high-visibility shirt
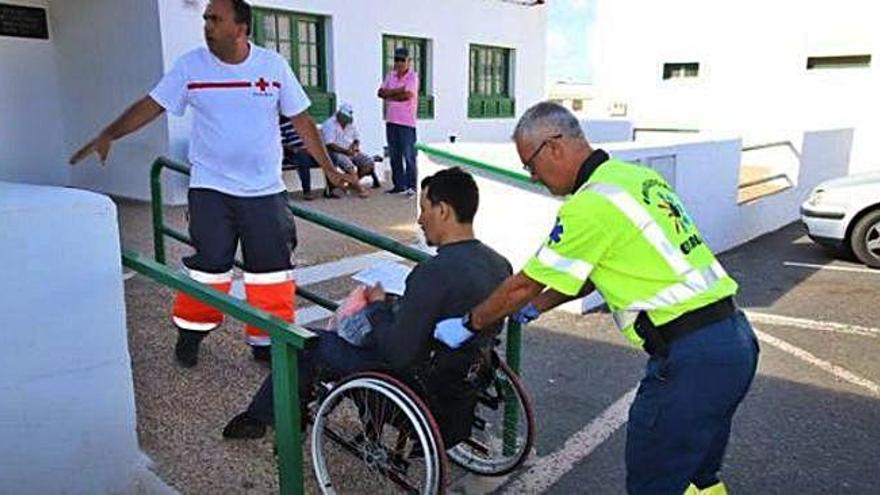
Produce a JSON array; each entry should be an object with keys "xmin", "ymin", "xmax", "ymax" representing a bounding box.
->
[{"xmin": 434, "ymin": 102, "xmax": 759, "ymax": 495}]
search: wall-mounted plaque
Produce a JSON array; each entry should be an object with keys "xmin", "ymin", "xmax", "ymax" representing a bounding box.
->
[{"xmin": 0, "ymin": 3, "xmax": 49, "ymax": 40}]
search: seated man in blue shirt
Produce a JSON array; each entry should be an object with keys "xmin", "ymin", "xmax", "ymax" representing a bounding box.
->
[
  {"xmin": 223, "ymin": 167, "xmax": 512, "ymax": 446},
  {"xmin": 281, "ymin": 114, "xmax": 363, "ymax": 200}
]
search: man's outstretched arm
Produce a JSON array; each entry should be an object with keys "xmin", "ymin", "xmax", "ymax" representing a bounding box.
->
[
  {"xmin": 69, "ymin": 96, "xmax": 165, "ymax": 165},
  {"xmin": 469, "ymin": 272, "xmax": 546, "ymax": 332}
]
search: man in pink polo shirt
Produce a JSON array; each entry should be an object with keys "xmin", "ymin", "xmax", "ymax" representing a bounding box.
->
[{"xmin": 377, "ymin": 47, "xmax": 419, "ymax": 196}]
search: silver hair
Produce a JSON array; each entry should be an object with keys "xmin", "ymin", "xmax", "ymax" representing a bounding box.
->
[{"xmin": 512, "ymin": 101, "xmax": 585, "ymax": 145}]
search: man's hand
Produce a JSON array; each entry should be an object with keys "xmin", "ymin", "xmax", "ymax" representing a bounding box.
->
[
  {"xmin": 365, "ymin": 283, "xmax": 386, "ymax": 303},
  {"xmin": 69, "ymin": 133, "xmax": 113, "ymax": 165},
  {"xmin": 433, "ymin": 317, "xmax": 474, "ymax": 349},
  {"xmin": 68, "ymin": 96, "xmax": 164, "ymax": 166},
  {"xmin": 511, "ymin": 303, "xmax": 541, "ymax": 325}
]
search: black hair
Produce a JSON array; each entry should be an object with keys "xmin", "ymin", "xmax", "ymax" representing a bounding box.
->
[
  {"xmin": 420, "ymin": 167, "xmax": 479, "ymax": 223},
  {"xmin": 230, "ymin": 0, "xmax": 252, "ymax": 36}
]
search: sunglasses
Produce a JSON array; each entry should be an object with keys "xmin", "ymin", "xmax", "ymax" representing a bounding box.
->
[
  {"xmin": 394, "ymin": 57, "xmax": 407, "ymax": 62},
  {"xmin": 522, "ymin": 134, "xmax": 562, "ymax": 173}
]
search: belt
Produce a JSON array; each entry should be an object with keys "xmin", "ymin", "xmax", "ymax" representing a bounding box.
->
[{"xmin": 635, "ymin": 296, "xmax": 737, "ymax": 356}]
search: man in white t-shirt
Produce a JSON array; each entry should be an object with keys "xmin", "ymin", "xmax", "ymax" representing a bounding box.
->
[
  {"xmin": 321, "ymin": 103, "xmax": 381, "ymax": 192},
  {"xmin": 69, "ymin": 0, "xmax": 358, "ymax": 366}
]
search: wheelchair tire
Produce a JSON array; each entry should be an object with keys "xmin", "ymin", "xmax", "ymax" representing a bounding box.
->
[
  {"xmin": 311, "ymin": 372, "xmax": 447, "ymax": 494},
  {"xmin": 448, "ymin": 357, "xmax": 535, "ymax": 476}
]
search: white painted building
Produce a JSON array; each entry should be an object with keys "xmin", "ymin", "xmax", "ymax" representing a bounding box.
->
[
  {"xmin": 588, "ymin": 0, "xmax": 879, "ymax": 174},
  {"xmin": 0, "ymin": 0, "xmax": 547, "ymax": 203}
]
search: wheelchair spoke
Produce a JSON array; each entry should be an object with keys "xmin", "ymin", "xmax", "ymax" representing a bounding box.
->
[{"xmin": 312, "ymin": 376, "xmax": 442, "ymax": 494}]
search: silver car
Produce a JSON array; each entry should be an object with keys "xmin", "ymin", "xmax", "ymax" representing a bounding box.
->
[{"xmin": 801, "ymin": 171, "xmax": 880, "ymax": 268}]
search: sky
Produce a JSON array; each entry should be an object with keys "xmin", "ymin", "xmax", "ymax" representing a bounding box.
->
[{"xmin": 546, "ymin": 0, "xmax": 596, "ymax": 84}]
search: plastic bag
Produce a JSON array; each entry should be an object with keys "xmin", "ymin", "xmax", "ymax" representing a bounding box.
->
[{"xmin": 326, "ymin": 285, "xmax": 369, "ymax": 331}]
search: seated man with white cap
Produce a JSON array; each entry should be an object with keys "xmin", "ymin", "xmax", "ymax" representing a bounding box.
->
[{"xmin": 321, "ymin": 103, "xmax": 382, "ymax": 194}]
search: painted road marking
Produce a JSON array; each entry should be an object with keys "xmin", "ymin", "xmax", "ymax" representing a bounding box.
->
[
  {"xmin": 746, "ymin": 311, "xmax": 880, "ymax": 338},
  {"xmin": 754, "ymin": 328, "xmax": 880, "ymax": 397},
  {"xmin": 784, "ymin": 261, "xmax": 879, "ymax": 275},
  {"xmin": 502, "ymin": 387, "xmax": 638, "ymax": 494}
]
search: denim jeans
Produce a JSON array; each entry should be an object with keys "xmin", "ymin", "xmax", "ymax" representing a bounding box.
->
[
  {"xmin": 246, "ymin": 332, "xmax": 386, "ymax": 424},
  {"xmin": 386, "ymin": 122, "xmax": 417, "ymax": 190},
  {"xmin": 284, "ymin": 150, "xmax": 317, "ymax": 193},
  {"xmin": 625, "ymin": 311, "xmax": 760, "ymax": 494}
]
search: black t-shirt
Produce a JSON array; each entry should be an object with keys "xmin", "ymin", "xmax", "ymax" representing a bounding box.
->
[{"xmin": 370, "ymin": 239, "xmax": 512, "ymax": 444}]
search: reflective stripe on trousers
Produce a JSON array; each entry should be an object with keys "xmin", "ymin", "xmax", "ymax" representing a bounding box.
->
[
  {"xmin": 172, "ymin": 268, "xmax": 233, "ymax": 331},
  {"xmin": 243, "ymin": 270, "xmax": 296, "ymax": 346}
]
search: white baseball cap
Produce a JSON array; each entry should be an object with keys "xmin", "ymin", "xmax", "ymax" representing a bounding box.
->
[{"xmin": 338, "ymin": 103, "xmax": 353, "ymax": 119}]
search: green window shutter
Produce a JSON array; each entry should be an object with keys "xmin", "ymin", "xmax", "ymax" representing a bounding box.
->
[
  {"xmin": 252, "ymin": 8, "xmax": 335, "ymax": 120},
  {"xmin": 306, "ymin": 90, "xmax": 336, "ymax": 121},
  {"xmin": 468, "ymin": 45, "xmax": 515, "ymax": 119}
]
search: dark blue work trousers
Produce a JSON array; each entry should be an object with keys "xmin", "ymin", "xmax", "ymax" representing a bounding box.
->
[
  {"xmin": 386, "ymin": 122, "xmax": 417, "ymax": 191},
  {"xmin": 625, "ymin": 311, "xmax": 759, "ymax": 494}
]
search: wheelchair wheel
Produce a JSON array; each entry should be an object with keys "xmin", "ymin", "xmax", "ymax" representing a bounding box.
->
[
  {"xmin": 448, "ymin": 358, "xmax": 535, "ymax": 476},
  {"xmin": 311, "ymin": 372, "xmax": 447, "ymax": 494}
]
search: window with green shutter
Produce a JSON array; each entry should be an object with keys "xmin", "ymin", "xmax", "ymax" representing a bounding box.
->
[
  {"xmin": 251, "ymin": 8, "xmax": 336, "ymax": 121},
  {"xmin": 382, "ymin": 35, "xmax": 434, "ymax": 119},
  {"xmin": 468, "ymin": 44, "xmax": 515, "ymax": 119}
]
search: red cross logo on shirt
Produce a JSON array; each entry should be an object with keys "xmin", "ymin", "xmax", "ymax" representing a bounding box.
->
[{"xmin": 254, "ymin": 77, "xmax": 269, "ymax": 92}]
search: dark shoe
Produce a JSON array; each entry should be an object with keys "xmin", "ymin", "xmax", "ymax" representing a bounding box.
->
[
  {"xmin": 385, "ymin": 188, "xmax": 405, "ymax": 194},
  {"xmin": 252, "ymin": 345, "xmax": 271, "ymax": 363},
  {"xmin": 323, "ymin": 187, "xmax": 341, "ymax": 199},
  {"xmin": 302, "ymin": 191, "xmax": 316, "ymax": 201},
  {"xmin": 371, "ymin": 182, "xmax": 382, "ymax": 189},
  {"xmin": 223, "ymin": 412, "xmax": 268, "ymax": 439},
  {"xmin": 175, "ymin": 329, "xmax": 206, "ymax": 368}
]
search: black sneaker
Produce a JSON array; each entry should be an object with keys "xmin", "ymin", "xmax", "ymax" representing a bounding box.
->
[
  {"xmin": 323, "ymin": 187, "xmax": 341, "ymax": 199},
  {"xmin": 223, "ymin": 412, "xmax": 268, "ymax": 439},
  {"xmin": 174, "ymin": 329, "xmax": 206, "ymax": 368},
  {"xmin": 385, "ymin": 188, "xmax": 405, "ymax": 194},
  {"xmin": 252, "ymin": 345, "xmax": 271, "ymax": 363}
]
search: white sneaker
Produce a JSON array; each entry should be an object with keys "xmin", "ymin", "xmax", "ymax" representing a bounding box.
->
[{"xmin": 404, "ymin": 188, "xmax": 416, "ymax": 197}]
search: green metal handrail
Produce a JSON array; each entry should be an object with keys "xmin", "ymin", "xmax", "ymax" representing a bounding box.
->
[
  {"xmin": 148, "ymin": 155, "xmax": 526, "ymax": 489},
  {"xmin": 415, "ymin": 142, "xmax": 534, "ymax": 188},
  {"xmin": 121, "ymin": 250, "xmax": 311, "ymax": 495}
]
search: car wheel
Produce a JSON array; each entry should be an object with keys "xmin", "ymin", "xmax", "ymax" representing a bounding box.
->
[{"xmin": 850, "ymin": 208, "xmax": 880, "ymax": 268}]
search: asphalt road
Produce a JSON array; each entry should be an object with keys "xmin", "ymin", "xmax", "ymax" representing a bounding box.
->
[{"xmin": 495, "ymin": 223, "xmax": 880, "ymax": 494}]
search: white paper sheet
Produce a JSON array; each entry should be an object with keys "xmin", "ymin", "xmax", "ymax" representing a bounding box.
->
[{"xmin": 351, "ymin": 261, "xmax": 413, "ymax": 295}]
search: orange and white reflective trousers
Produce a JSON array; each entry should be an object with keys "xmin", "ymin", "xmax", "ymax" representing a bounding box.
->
[{"xmin": 171, "ymin": 267, "xmax": 296, "ymax": 346}]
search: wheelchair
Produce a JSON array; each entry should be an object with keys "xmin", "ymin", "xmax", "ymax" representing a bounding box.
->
[{"xmin": 308, "ymin": 345, "xmax": 535, "ymax": 494}]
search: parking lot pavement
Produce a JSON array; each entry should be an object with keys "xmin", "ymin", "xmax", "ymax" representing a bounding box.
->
[{"xmin": 497, "ymin": 223, "xmax": 879, "ymax": 494}]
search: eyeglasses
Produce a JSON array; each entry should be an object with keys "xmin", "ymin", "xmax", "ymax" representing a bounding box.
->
[{"xmin": 522, "ymin": 134, "xmax": 562, "ymax": 173}]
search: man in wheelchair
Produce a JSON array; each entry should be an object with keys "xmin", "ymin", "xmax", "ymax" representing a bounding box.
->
[{"xmin": 224, "ymin": 167, "xmax": 512, "ymax": 448}]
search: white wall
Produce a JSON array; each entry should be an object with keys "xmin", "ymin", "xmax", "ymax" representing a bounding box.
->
[
  {"xmin": 157, "ymin": 0, "xmax": 547, "ymax": 201},
  {"xmin": 0, "ymin": 182, "xmax": 146, "ymax": 493},
  {"xmin": 0, "ymin": 0, "xmax": 68, "ymax": 186},
  {"xmin": 582, "ymin": 118, "xmax": 633, "ymax": 143},
  {"xmin": 421, "ymin": 127, "xmax": 853, "ymax": 262},
  {"xmin": 53, "ymin": 0, "xmax": 169, "ymax": 200},
  {"xmin": 590, "ymin": 0, "xmax": 878, "ymax": 174}
]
